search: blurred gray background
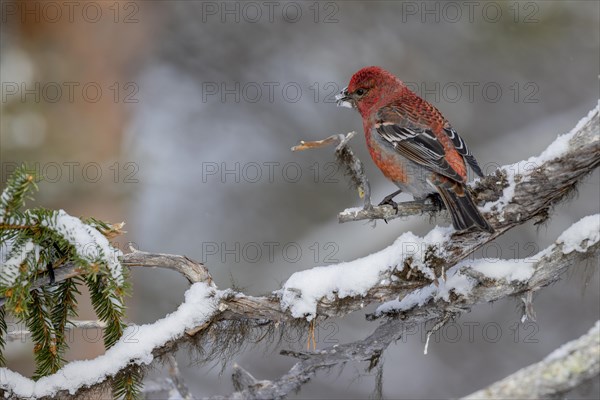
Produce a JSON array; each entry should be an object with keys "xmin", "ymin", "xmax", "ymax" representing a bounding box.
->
[{"xmin": 1, "ymin": 1, "xmax": 599, "ymax": 398}]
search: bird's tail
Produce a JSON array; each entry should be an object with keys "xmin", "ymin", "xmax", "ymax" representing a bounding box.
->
[{"xmin": 437, "ymin": 185, "xmax": 494, "ymax": 233}]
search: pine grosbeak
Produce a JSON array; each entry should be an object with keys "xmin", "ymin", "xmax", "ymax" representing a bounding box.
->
[{"xmin": 336, "ymin": 66, "xmax": 493, "ymax": 233}]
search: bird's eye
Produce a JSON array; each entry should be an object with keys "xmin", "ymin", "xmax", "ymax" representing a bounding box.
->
[{"xmin": 355, "ymin": 88, "xmax": 366, "ymax": 96}]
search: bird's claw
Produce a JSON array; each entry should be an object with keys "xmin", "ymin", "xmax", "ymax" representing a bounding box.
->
[
  {"xmin": 378, "ymin": 197, "xmax": 399, "ymax": 213},
  {"xmin": 378, "ymin": 189, "xmax": 403, "ymax": 223},
  {"xmin": 378, "ymin": 197, "xmax": 400, "ymax": 224}
]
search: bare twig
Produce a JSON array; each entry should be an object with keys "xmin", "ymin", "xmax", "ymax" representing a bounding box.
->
[
  {"xmin": 166, "ymin": 354, "xmax": 194, "ymax": 400},
  {"xmin": 290, "ymin": 133, "xmax": 348, "ymax": 151},
  {"xmin": 293, "ymin": 131, "xmax": 372, "ymax": 208},
  {"xmin": 231, "ymin": 364, "xmax": 271, "ymax": 393},
  {"xmin": 123, "ymin": 247, "xmax": 214, "ymax": 285}
]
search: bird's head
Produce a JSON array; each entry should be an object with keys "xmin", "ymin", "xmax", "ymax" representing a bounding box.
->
[{"xmin": 336, "ymin": 66, "xmax": 403, "ymax": 118}]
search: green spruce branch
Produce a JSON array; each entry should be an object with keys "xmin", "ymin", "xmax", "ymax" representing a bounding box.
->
[{"xmin": 0, "ymin": 165, "xmax": 139, "ymax": 398}]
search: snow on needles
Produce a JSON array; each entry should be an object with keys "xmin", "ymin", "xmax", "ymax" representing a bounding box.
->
[
  {"xmin": 0, "ymin": 239, "xmax": 40, "ymax": 286},
  {"xmin": 0, "ymin": 282, "xmax": 221, "ymax": 398},
  {"xmin": 41, "ymin": 210, "xmax": 125, "ymax": 286},
  {"xmin": 278, "ymin": 226, "xmax": 453, "ymax": 320},
  {"xmin": 481, "ymin": 102, "xmax": 599, "ymax": 217}
]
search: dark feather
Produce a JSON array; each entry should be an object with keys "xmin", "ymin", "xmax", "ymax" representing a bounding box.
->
[
  {"xmin": 443, "ymin": 127, "xmax": 484, "ymax": 177},
  {"xmin": 375, "ymin": 115, "xmax": 463, "ymax": 182},
  {"xmin": 438, "ymin": 186, "xmax": 494, "ymax": 233}
]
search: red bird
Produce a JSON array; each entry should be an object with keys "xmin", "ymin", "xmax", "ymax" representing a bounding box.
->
[{"xmin": 336, "ymin": 66, "xmax": 493, "ymax": 233}]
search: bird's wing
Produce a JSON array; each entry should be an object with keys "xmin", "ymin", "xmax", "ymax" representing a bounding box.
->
[
  {"xmin": 443, "ymin": 127, "xmax": 484, "ymax": 178},
  {"xmin": 375, "ymin": 104, "xmax": 465, "ymax": 182}
]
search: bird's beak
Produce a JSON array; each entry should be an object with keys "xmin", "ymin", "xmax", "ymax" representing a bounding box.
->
[{"xmin": 335, "ymin": 87, "xmax": 355, "ymax": 109}]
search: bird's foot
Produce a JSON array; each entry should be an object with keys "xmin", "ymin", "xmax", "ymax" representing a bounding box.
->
[
  {"xmin": 378, "ymin": 190, "xmax": 402, "ymax": 223},
  {"xmin": 378, "ymin": 197, "xmax": 399, "ymax": 213},
  {"xmin": 378, "ymin": 189, "xmax": 402, "ymax": 212}
]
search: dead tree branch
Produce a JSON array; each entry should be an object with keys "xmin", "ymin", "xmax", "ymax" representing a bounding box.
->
[{"xmin": 463, "ymin": 321, "xmax": 600, "ymax": 399}]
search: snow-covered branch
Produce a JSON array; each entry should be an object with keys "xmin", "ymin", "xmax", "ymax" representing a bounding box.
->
[
  {"xmin": 463, "ymin": 321, "xmax": 600, "ymax": 399},
  {"xmin": 1, "ymin": 282, "xmax": 222, "ymax": 399},
  {"xmin": 1, "ymin": 104, "xmax": 598, "ymax": 399},
  {"xmin": 208, "ymin": 214, "xmax": 599, "ymax": 400}
]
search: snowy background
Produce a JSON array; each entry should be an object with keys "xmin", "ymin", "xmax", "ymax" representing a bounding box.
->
[{"xmin": 1, "ymin": 1, "xmax": 599, "ymax": 398}]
